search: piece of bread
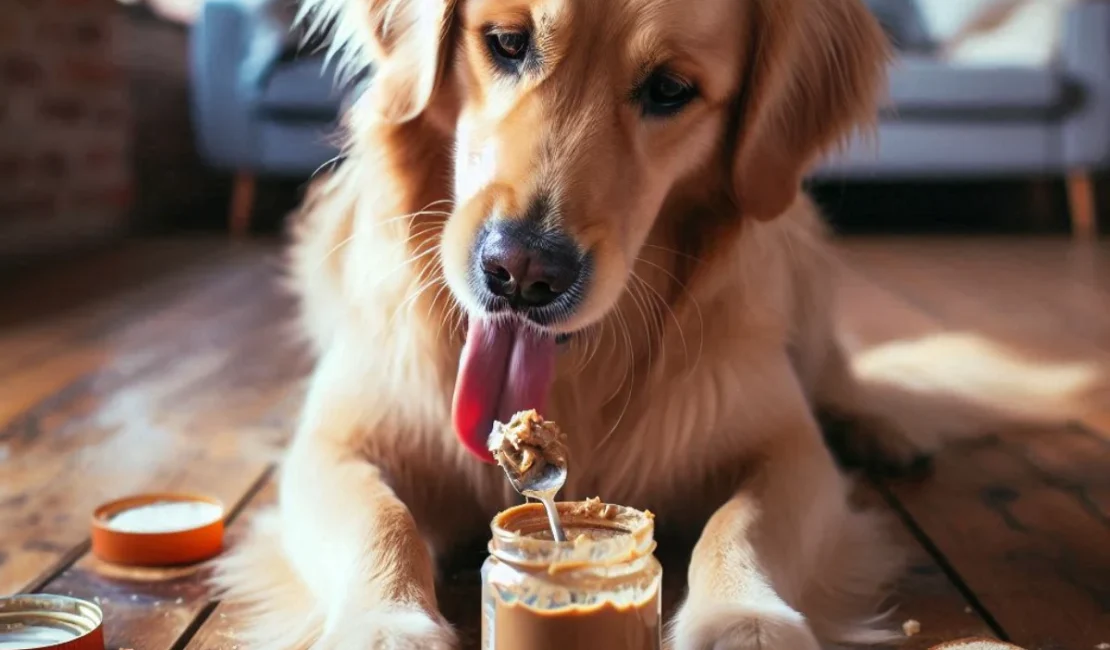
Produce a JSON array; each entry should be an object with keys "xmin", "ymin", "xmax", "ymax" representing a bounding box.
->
[{"xmin": 929, "ymin": 639, "xmax": 1027, "ymax": 650}]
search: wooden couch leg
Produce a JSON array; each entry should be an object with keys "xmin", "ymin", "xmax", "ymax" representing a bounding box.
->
[
  {"xmin": 1066, "ymin": 171, "xmax": 1097, "ymax": 240},
  {"xmin": 229, "ymin": 172, "xmax": 257, "ymax": 237}
]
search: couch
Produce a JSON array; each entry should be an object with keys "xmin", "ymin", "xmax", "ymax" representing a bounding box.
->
[
  {"xmin": 189, "ymin": 0, "xmax": 1108, "ymax": 237},
  {"xmin": 816, "ymin": 1, "xmax": 1110, "ymax": 238},
  {"xmin": 189, "ymin": 0, "xmax": 352, "ymax": 235}
]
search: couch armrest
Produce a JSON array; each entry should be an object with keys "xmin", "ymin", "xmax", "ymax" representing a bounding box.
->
[
  {"xmin": 189, "ymin": 0, "xmax": 290, "ymax": 170},
  {"xmin": 1060, "ymin": 1, "xmax": 1110, "ymax": 170}
]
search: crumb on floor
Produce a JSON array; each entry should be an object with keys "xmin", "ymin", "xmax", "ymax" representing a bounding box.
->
[{"xmin": 902, "ymin": 619, "xmax": 921, "ymax": 637}]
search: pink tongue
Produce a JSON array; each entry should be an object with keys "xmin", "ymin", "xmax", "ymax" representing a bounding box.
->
[{"xmin": 452, "ymin": 320, "xmax": 557, "ymax": 463}]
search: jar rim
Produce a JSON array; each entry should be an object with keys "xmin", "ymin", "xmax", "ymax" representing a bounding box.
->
[{"xmin": 489, "ymin": 500, "xmax": 656, "ymax": 574}]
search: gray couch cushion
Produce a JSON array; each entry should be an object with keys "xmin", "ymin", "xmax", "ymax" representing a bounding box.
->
[
  {"xmin": 258, "ymin": 56, "xmax": 343, "ymax": 120},
  {"xmin": 866, "ymin": 0, "xmax": 935, "ymax": 53},
  {"xmin": 886, "ymin": 56, "xmax": 1067, "ymax": 118}
]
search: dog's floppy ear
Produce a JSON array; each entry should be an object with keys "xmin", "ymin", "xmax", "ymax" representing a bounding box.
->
[
  {"xmin": 731, "ymin": 0, "xmax": 889, "ymax": 220},
  {"xmin": 303, "ymin": 0, "xmax": 457, "ymax": 123}
]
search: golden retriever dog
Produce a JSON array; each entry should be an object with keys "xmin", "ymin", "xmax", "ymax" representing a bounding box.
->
[{"xmin": 213, "ymin": 0, "xmax": 1098, "ymax": 648}]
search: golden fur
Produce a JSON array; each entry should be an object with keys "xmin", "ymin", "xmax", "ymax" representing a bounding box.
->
[{"xmin": 213, "ymin": 1, "xmax": 1100, "ymax": 648}]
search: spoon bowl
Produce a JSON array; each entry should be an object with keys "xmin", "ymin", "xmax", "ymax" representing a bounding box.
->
[
  {"xmin": 496, "ymin": 458, "xmax": 568, "ymax": 542},
  {"xmin": 487, "ymin": 412, "xmax": 570, "ymax": 543}
]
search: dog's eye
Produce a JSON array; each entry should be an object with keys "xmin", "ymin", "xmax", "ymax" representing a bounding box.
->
[
  {"xmin": 486, "ymin": 30, "xmax": 530, "ymax": 65},
  {"xmin": 640, "ymin": 70, "xmax": 698, "ymax": 117}
]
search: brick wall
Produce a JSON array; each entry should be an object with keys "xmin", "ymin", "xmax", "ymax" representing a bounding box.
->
[
  {"xmin": 122, "ymin": 9, "xmax": 231, "ymax": 234},
  {"xmin": 0, "ymin": 0, "xmax": 134, "ymax": 263}
]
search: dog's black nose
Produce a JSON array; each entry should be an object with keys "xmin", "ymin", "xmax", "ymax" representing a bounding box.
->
[{"xmin": 478, "ymin": 220, "xmax": 582, "ymax": 309}]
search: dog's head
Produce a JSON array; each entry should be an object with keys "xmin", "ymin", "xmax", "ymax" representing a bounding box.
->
[{"xmin": 312, "ymin": 0, "xmax": 888, "ymax": 459}]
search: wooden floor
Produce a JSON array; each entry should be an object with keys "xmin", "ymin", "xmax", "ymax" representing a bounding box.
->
[{"xmin": 1, "ymin": 237, "xmax": 1108, "ymax": 650}]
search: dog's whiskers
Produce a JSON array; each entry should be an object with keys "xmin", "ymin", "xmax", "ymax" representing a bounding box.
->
[
  {"xmin": 593, "ymin": 317, "xmax": 613, "ymax": 369},
  {"xmin": 450, "ymin": 303, "xmax": 467, "ymax": 338},
  {"xmin": 390, "ymin": 226, "xmax": 460, "ymax": 334},
  {"xmin": 394, "ymin": 222, "xmax": 447, "ymax": 250},
  {"xmin": 389, "ymin": 277, "xmax": 444, "ymax": 332},
  {"xmin": 586, "ymin": 320, "xmax": 610, "ymax": 372},
  {"xmin": 310, "ymin": 153, "xmax": 345, "ymax": 180},
  {"xmin": 635, "ymin": 256, "xmax": 704, "ymax": 377},
  {"xmin": 593, "ymin": 308, "xmax": 636, "ymax": 452},
  {"xmin": 567, "ymin": 321, "xmax": 598, "ymax": 374},
  {"xmin": 624, "ymin": 276, "xmax": 657, "ymax": 367},
  {"xmin": 429, "ymin": 281, "xmax": 457, "ymax": 342},
  {"xmin": 636, "ymin": 273, "xmax": 671, "ymax": 361},
  {"xmin": 368, "ymin": 235, "xmax": 443, "ymax": 289},
  {"xmin": 631, "ymin": 269, "xmax": 690, "ymax": 372},
  {"xmin": 641, "ymin": 243, "xmax": 705, "ymax": 264},
  {"xmin": 311, "ymin": 201, "xmax": 453, "ymax": 271},
  {"xmin": 429, "ymin": 279, "xmax": 468, "ymax": 347},
  {"xmin": 387, "ymin": 251, "xmax": 446, "ymax": 332}
]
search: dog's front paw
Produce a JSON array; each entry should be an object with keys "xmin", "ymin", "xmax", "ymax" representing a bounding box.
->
[
  {"xmin": 668, "ymin": 600, "xmax": 819, "ymax": 650},
  {"xmin": 821, "ymin": 410, "xmax": 934, "ymax": 478},
  {"xmin": 317, "ymin": 607, "xmax": 457, "ymax": 650}
]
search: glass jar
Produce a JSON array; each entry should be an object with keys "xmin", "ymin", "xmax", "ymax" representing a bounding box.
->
[{"xmin": 481, "ymin": 499, "xmax": 663, "ymax": 650}]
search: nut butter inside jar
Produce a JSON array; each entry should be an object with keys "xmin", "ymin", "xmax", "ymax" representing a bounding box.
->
[{"xmin": 481, "ymin": 500, "xmax": 662, "ymax": 650}]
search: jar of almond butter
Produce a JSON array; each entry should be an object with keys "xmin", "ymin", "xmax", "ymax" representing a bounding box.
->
[{"xmin": 481, "ymin": 499, "xmax": 663, "ymax": 650}]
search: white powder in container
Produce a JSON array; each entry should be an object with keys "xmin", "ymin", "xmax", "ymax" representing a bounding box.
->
[
  {"xmin": 0, "ymin": 626, "xmax": 78, "ymax": 649},
  {"xmin": 107, "ymin": 500, "xmax": 223, "ymax": 533}
]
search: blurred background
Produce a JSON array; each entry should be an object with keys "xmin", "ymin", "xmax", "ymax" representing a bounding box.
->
[
  {"xmin": 2, "ymin": 3, "xmax": 1109, "ymax": 650},
  {"xmin": 1, "ymin": 0, "xmax": 1108, "ymax": 269}
]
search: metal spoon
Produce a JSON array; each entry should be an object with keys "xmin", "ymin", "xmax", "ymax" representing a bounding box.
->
[{"xmin": 496, "ymin": 458, "xmax": 568, "ymax": 542}]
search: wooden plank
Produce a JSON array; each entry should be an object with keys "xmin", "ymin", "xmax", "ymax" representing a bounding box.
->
[
  {"xmin": 0, "ymin": 348, "xmax": 109, "ymax": 427},
  {"xmin": 852, "ymin": 485, "xmax": 997, "ymax": 650},
  {"xmin": 0, "ymin": 324, "xmax": 98, "ymax": 380},
  {"xmin": 1078, "ymin": 410, "xmax": 1110, "ymax": 443},
  {"xmin": 832, "ymin": 257, "xmax": 946, "ymax": 351},
  {"xmin": 0, "ymin": 240, "xmax": 233, "ymax": 377},
  {"xmin": 0, "ymin": 249, "xmax": 280, "ymax": 438},
  {"xmin": 181, "ymin": 599, "xmax": 252, "ymax": 650},
  {"xmin": 1003, "ymin": 425, "xmax": 1110, "ymax": 541},
  {"xmin": 0, "ymin": 318, "xmax": 305, "ymax": 595},
  {"xmin": 838, "ymin": 238, "xmax": 1110, "ymax": 446},
  {"xmin": 0, "ymin": 239, "xmax": 242, "ymax": 322},
  {"xmin": 838, "ymin": 239, "xmax": 1110, "ymax": 364},
  {"xmin": 0, "ymin": 254, "xmax": 308, "ymax": 595},
  {"xmin": 0, "ymin": 254, "xmax": 268, "ymax": 455},
  {"xmin": 884, "ymin": 432, "xmax": 1110, "ymax": 650},
  {"xmin": 179, "ymin": 482, "xmax": 279, "ymax": 650},
  {"xmin": 0, "ymin": 249, "xmax": 260, "ymax": 421},
  {"xmin": 835, "ymin": 241, "xmax": 1110, "ymax": 649}
]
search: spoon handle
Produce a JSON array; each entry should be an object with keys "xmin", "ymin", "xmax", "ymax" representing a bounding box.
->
[{"xmin": 537, "ymin": 494, "xmax": 567, "ymax": 542}]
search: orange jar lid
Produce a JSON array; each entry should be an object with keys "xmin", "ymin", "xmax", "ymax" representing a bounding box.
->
[
  {"xmin": 0, "ymin": 594, "xmax": 105, "ymax": 650},
  {"xmin": 929, "ymin": 639, "xmax": 1027, "ymax": 650},
  {"xmin": 90, "ymin": 493, "xmax": 224, "ymax": 567}
]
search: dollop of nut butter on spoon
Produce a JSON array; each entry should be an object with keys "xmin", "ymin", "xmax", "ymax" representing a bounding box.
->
[{"xmin": 488, "ymin": 410, "xmax": 570, "ymax": 542}]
